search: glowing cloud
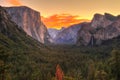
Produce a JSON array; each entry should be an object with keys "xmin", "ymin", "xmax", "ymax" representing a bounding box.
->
[
  {"xmin": 7, "ymin": 0, "xmax": 22, "ymax": 6},
  {"xmin": 41, "ymin": 14, "xmax": 90, "ymax": 29}
]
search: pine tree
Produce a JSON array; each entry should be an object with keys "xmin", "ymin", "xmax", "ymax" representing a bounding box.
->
[
  {"xmin": 87, "ymin": 60, "xmax": 95, "ymax": 80},
  {"xmin": 109, "ymin": 50, "xmax": 120, "ymax": 80},
  {"xmin": 95, "ymin": 70, "xmax": 108, "ymax": 80},
  {"xmin": 47, "ymin": 72, "xmax": 52, "ymax": 80},
  {"xmin": 0, "ymin": 45, "xmax": 10, "ymax": 80}
]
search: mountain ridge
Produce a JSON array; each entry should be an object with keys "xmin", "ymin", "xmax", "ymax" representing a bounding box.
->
[
  {"xmin": 48, "ymin": 12, "xmax": 120, "ymax": 46},
  {"xmin": 77, "ymin": 13, "xmax": 120, "ymax": 46}
]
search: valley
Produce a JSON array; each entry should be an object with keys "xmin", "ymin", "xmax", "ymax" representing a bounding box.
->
[{"xmin": 0, "ymin": 5, "xmax": 120, "ymax": 80}]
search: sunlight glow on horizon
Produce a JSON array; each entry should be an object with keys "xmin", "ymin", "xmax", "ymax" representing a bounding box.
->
[
  {"xmin": 41, "ymin": 14, "xmax": 90, "ymax": 29},
  {"xmin": 7, "ymin": 0, "xmax": 22, "ymax": 6}
]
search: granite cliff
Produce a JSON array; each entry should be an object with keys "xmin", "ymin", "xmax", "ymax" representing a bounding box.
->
[
  {"xmin": 5, "ymin": 6, "xmax": 51, "ymax": 43},
  {"xmin": 77, "ymin": 13, "xmax": 120, "ymax": 46}
]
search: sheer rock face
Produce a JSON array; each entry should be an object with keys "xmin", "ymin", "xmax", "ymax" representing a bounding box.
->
[
  {"xmin": 5, "ymin": 6, "xmax": 51, "ymax": 43},
  {"xmin": 0, "ymin": 6, "xmax": 23, "ymax": 37},
  {"xmin": 77, "ymin": 13, "xmax": 120, "ymax": 46},
  {"xmin": 0, "ymin": 6, "xmax": 31, "ymax": 44},
  {"xmin": 77, "ymin": 23, "xmax": 94, "ymax": 46}
]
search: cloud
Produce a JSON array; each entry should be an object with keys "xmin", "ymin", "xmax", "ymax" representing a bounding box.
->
[
  {"xmin": 7, "ymin": 0, "xmax": 22, "ymax": 6},
  {"xmin": 41, "ymin": 14, "xmax": 90, "ymax": 29}
]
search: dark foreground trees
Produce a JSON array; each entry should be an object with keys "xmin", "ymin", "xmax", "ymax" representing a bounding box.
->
[
  {"xmin": 109, "ymin": 50, "xmax": 120, "ymax": 80},
  {"xmin": 0, "ymin": 45, "xmax": 11, "ymax": 80}
]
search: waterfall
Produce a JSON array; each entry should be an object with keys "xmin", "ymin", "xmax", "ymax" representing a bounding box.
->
[{"xmin": 91, "ymin": 35, "xmax": 94, "ymax": 46}]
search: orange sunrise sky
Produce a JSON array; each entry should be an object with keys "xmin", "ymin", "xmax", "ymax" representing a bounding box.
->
[{"xmin": 0, "ymin": 0, "xmax": 120, "ymax": 29}]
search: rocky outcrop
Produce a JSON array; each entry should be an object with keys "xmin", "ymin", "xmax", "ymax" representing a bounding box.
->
[
  {"xmin": 5, "ymin": 6, "xmax": 51, "ymax": 43},
  {"xmin": 91, "ymin": 13, "xmax": 113, "ymax": 28},
  {"xmin": 94, "ymin": 17, "xmax": 120, "ymax": 39},
  {"xmin": 77, "ymin": 13, "xmax": 120, "ymax": 46}
]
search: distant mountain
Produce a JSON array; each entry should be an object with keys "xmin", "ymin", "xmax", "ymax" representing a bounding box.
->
[
  {"xmin": 77, "ymin": 13, "xmax": 120, "ymax": 46},
  {"xmin": 48, "ymin": 27, "xmax": 65, "ymax": 40},
  {"xmin": 5, "ymin": 6, "xmax": 51, "ymax": 44},
  {"xmin": 49, "ymin": 13, "xmax": 120, "ymax": 46},
  {"xmin": 53, "ymin": 23, "xmax": 82, "ymax": 44}
]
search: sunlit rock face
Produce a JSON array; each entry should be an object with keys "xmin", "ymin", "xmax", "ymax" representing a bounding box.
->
[
  {"xmin": 77, "ymin": 13, "xmax": 120, "ymax": 46},
  {"xmin": 0, "ymin": 6, "xmax": 27, "ymax": 42},
  {"xmin": 5, "ymin": 6, "xmax": 51, "ymax": 43}
]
